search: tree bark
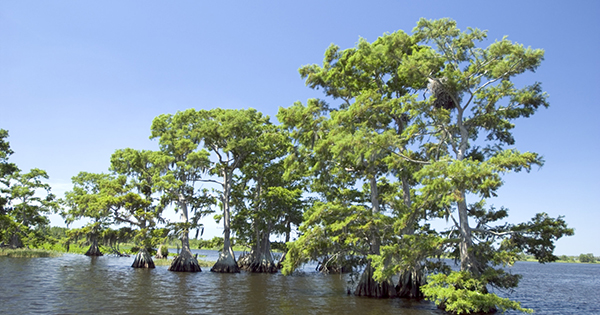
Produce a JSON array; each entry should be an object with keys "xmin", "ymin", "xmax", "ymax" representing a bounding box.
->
[
  {"xmin": 168, "ymin": 196, "xmax": 201, "ymax": 272},
  {"xmin": 456, "ymin": 107, "xmax": 478, "ymax": 274},
  {"xmin": 239, "ymin": 230, "xmax": 278, "ymax": 273},
  {"xmin": 354, "ymin": 262, "xmax": 397, "ymax": 298},
  {"xmin": 168, "ymin": 247, "xmax": 201, "ymax": 272},
  {"xmin": 155, "ymin": 244, "xmax": 168, "ymax": 259},
  {"xmin": 211, "ymin": 169, "xmax": 240, "ymax": 273},
  {"xmin": 395, "ymin": 175, "xmax": 425, "ymax": 298},
  {"xmin": 85, "ymin": 237, "xmax": 103, "ymax": 256},
  {"xmin": 9, "ymin": 231, "xmax": 22, "ymax": 249},
  {"xmin": 396, "ymin": 264, "xmax": 425, "ymax": 298},
  {"xmin": 132, "ymin": 247, "xmax": 155, "ymax": 268},
  {"xmin": 354, "ymin": 174, "xmax": 395, "ymax": 298}
]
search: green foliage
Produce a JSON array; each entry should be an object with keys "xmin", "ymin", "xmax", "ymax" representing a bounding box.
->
[
  {"xmin": 422, "ymin": 271, "xmax": 533, "ymax": 314},
  {"xmin": 579, "ymin": 253, "xmax": 596, "ymax": 263},
  {"xmin": 0, "ymin": 248, "xmax": 61, "ymax": 258},
  {"xmin": 0, "ymin": 130, "xmax": 58, "ymax": 248},
  {"xmin": 279, "ymin": 17, "xmax": 573, "ymax": 310},
  {"xmin": 196, "ymin": 236, "xmax": 224, "ymax": 250}
]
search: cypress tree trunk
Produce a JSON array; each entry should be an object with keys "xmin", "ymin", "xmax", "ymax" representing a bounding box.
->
[
  {"xmin": 396, "ymin": 176, "xmax": 425, "ymax": 298},
  {"xmin": 168, "ymin": 246, "xmax": 201, "ymax": 272},
  {"xmin": 354, "ymin": 175, "xmax": 396, "ymax": 298},
  {"xmin": 396, "ymin": 265, "xmax": 425, "ymax": 298},
  {"xmin": 456, "ymin": 109, "xmax": 478, "ymax": 275},
  {"xmin": 132, "ymin": 247, "xmax": 155, "ymax": 268},
  {"xmin": 168, "ymin": 197, "xmax": 201, "ymax": 272},
  {"xmin": 211, "ymin": 170, "xmax": 240, "ymax": 273},
  {"xmin": 9, "ymin": 231, "xmax": 22, "ymax": 249},
  {"xmin": 85, "ymin": 237, "xmax": 103, "ymax": 256},
  {"xmin": 240, "ymin": 231, "xmax": 278, "ymax": 273},
  {"xmin": 155, "ymin": 244, "xmax": 168, "ymax": 259},
  {"xmin": 354, "ymin": 262, "xmax": 397, "ymax": 298}
]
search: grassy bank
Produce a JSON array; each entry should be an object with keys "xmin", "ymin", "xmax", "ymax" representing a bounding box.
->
[{"xmin": 0, "ymin": 248, "xmax": 61, "ymax": 258}]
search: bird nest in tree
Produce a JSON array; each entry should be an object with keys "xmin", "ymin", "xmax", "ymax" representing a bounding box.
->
[{"xmin": 428, "ymin": 78, "xmax": 459, "ymax": 110}]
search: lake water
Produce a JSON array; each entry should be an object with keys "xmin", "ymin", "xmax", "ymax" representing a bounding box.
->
[{"xmin": 1, "ymin": 250, "xmax": 598, "ymax": 314}]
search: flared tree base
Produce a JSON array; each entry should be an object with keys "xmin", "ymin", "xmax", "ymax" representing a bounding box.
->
[
  {"xmin": 168, "ymin": 250, "xmax": 201, "ymax": 272},
  {"xmin": 154, "ymin": 244, "xmax": 168, "ymax": 259},
  {"xmin": 354, "ymin": 263, "xmax": 396, "ymax": 298},
  {"xmin": 396, "ymin": 268, "xmax": 425, "ymax": 298},
  {"xmin": 9, "ymin": 233, "xmax": 23, "ymax": 249},
  {"xmin": 238, "ymin": 253, "xmax": 278, "ymax": 273},
  {"xmin": 132, "ymin": 248, "xmax": 156, "ymax": 268},
  {"xmin": 85, "ymin": 244, "xmax": 103, "ymax": 256},
  {"xmin": 211, "ymin": 251, "xmax": 240, "ymax": 273}
]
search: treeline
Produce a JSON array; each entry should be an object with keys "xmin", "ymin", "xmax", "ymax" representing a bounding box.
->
[{"xmin": 1, "ymin": 18, "xmax": 576, "ymax": 314}]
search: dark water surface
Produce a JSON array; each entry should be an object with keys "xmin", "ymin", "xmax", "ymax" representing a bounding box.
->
[{"xmin": 1, "ymin": 251, "xmax": 598, "ymax": 314}]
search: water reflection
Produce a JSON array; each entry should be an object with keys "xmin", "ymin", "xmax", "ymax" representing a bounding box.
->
[{"xmin": 1, "ymin": 253, "xmax": 599, "ymax": 314}]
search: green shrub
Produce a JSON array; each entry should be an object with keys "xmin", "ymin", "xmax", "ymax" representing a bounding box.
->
[
  {"xmin": 421, "ymin": 271, "xmax": 533, "ymax": 314},
  {"xmin": 579, "ymin": 253, "xmax": 595, "ymax": 263}
]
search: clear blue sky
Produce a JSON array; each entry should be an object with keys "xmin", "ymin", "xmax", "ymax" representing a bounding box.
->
[{"xmin": 1, "ymin": 1, "xmax": 598, "ymax": 256}]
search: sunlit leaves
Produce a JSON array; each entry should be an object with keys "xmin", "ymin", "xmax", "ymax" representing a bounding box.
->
[{"xmin": 422, "ymin": 271, "xmax": 533, "ymax": 314}]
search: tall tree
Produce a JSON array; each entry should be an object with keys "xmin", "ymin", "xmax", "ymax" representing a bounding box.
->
[
  {"xmin": 63, "ymin": 172, "xmax": 119, "ymax": 256},
  {"xmin": 233, "ymin": 135, "xmax": 304, "ymax": 273},
  {"xmin": 409, "ymin": 18, "xmax": 573, "ymax": 313},
  {"xmin": 185, "ymin": 108, "xmax": 276, "ymax": 273},
  {"xmin": 279, "ymin": 30, "xmax": 433, "ymax": 297},
  {"xmin": 150, "ymin": 110, "xmax": 213, "ymax": 272},
  {"xmin": 109, "ymin": 149, "xmax": 167, "ymax": 268}
]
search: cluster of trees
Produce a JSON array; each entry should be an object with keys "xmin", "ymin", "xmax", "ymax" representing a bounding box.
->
[
  {"xmin": 278, "ymin": 18, "xmax": 572, "ymax": 313},
  {"xmin": 59, "ymin": 108, "xmax": 304, "ymax": 272},
  {"xmin": 1, "ymin": 18, "xmax": 575, "ymax": 314},
  {"xmin": 578, "ymin": 253, "xmax": 596, "ymax": 263}
]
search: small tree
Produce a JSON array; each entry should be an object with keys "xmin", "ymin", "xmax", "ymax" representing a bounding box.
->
[
  {"xmin": 63, "ymin": 172, "xmax": 119, "ymax": 256},
  {"xmin": 1, "ymin": 129, "xmax": 58, "ymax": 248},
  {"xmin": 1, "ymin": 169, "xmax": 58, "ymax": 248},
  {"xmin": 110, "ymin": 148, "xmax": 168, "ymax": 268}
]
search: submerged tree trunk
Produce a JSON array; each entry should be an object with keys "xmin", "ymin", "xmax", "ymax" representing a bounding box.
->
[
  {"xmin": 211, "ymin": 246, "xmax": 239, "ymax": 273},
  {"xmin": 132, "ymin": 247, "xmax": 155, "ymax": 268},
  {"xmin": 168, "ymin": 198, "xmax": 201, "ymax": 272},
  {"xmin": 354, "ymin": 262, "xmax": 397, "ymax": 298},
  {"xmin": 211, "ymin": 170, "xmax": 240, "ymax": 273},
  {"xmin": 155, "ymin": 244, "xmax": 168, "ymax": 259},
  {"xmin": 396, "ymin": 265, "xmax": 425, "ymax": 298},
  {"xmin": 354, "ymin": 174, "xmax": 395, "ymax": 298},
  {"xmin": 396, "ymin": 176, "xmax": 425, "ymax": 298},
  {"xmin": 168, "ymin": 229, "xmax": 201, "ymax": 272},
  {"xmin": 169, "ymin": 247, "xmax": 201, "ymax": 272},
  {"xmin": 240, "ymin": 230, "xmax": 277, "ymax": 273},
  {"xmin": 85, "ymin": 237, "xmax": 103, "ymax": 256}
]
